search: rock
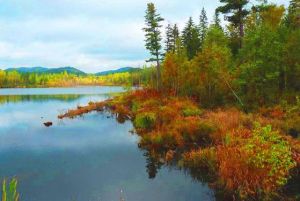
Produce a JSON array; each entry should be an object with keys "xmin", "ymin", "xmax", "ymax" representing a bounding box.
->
[{"xmin": 44, "ymin": 122, "xmax": 53, "ymax": 127}]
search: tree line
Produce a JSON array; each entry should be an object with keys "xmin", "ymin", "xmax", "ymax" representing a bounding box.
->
[
  {"xmin": 143, "ymin": 0, "xmax": 300, "ymax": 109},
  {"xmin": 0, "ymin": 69, "xmax": 155, "ymax": 88}
]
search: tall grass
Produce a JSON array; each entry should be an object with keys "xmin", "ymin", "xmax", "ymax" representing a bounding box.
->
[{"xmin": 1, "ymin": 178, "xmax": 19, "ymax": 201}]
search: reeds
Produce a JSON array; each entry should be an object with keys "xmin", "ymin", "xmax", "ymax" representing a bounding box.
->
[{"xmin": 1, "ymin": 178, "xmax": 19, "ymax": 201}]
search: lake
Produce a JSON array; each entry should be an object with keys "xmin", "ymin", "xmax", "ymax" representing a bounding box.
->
[{"xmin": 0, "ymin": 86, "xmax": 214, "ymax": 201}]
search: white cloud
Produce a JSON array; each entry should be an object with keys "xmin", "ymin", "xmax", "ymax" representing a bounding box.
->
[{"xmin": 0, "ymin": 0, "xmax": 289, "ymax": 72}]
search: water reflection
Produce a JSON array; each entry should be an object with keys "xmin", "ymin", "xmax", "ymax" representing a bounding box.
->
[
  {"xmin": 0, "ymin": 94, "xmax": 84, "ymax": 105},
  {"xmin": 0, "ymin": 87, "xmax": 215, "ymax": 201}
]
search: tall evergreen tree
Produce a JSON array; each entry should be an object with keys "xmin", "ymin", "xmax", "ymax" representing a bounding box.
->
[
  {"xmin": 165, "ymin": 24, "xmax": 174, "ymax": 53},
  {"xmin": 165, "ymin": 24, "xmax": 180, "ymax": 53},
  {"xmin": 213, "ymin": 10, "xmax": 222, "ymax": 30},
  {"xmin": 182, "ymin": 17, "xmax": 201, "ymax": 59},
  {"xmin": 199, "ymin": 8, "xmax": 208, "ymax": 47},
  {"xmin": 217, "ymin": 0, "xmax": 249, "ymax": 47},
  {"xmin": 172, "ymin": 24, "xmax": 180, "ymax": 50},
  {"xmin": 143, "ymin": 3, "xmax": 164, "ymax": 90}
]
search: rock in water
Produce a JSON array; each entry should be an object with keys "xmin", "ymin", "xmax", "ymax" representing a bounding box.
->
[{"xmin": 44, "ymin": 122, "xmax": 53, "ymax": 127}]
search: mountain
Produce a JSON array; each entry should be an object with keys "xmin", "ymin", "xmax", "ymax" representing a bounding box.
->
[
  {"xmin": 4, "ymin": 66, "xmax": 140, "ymax": 76},
  {"xmin": 5, "ymin": 67, "xmax": 86, "ymax": 75},
  {"xmin": 45, "ymin": 67, "xmax": 86, "ymax": 75},
  {"xmin": 95, "ymin": 67, "xmax": 140, "ymax": 76},
  {"xmin": 5, "ymin": 67, "xmax": 49, "ymax": 73}
]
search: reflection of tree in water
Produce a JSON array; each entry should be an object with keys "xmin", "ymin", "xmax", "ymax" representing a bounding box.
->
[
  {"xmin": 140, "ymin": 145, "xmax": 221, "ymax": 198},
  {"xmin": 0, "ymin": 94, "xmax": 85, "ymax": 105},
  {"xmin": 139, "ymin": 141, "xmax": 211, "ymax": 182},
  {"xmin": 144, "ymin": 150, "xmax": 164, "ymax": 179}
]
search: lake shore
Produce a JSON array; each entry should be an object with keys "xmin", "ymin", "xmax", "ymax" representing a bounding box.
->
[
  {"xmin": 58, "ymin": 89, "xmax": 300, "ymax": 200},
  {"xmin": 2, "ymin": 86, "xmax": 214, "ymax": 201}
]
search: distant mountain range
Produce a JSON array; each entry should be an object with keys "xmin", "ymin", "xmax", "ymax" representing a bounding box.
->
[
  {"xmin": 4, "ymin": 66, "xmax": 140, "ymax": 76},
  {"xmin": 95, "ymin": 67, "xmax": 140, "ymax": 76},
  {"xmin": 5, "ymin": 67, "xmax": 86, "ymax": 75}
]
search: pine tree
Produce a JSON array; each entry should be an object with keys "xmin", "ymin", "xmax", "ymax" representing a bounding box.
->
[
  {"xmin": 165, "ymin": 24, "xmax": 180, "ymax": 54},
  {"xmin": 217, "ymin": 0, "xmax": 249, "ymax": 47},
  {"xmin": 182, "ymin": 17, "xmax": 201, "ymax": 59},
  {"xmin": 172, "ymin": 24, "xmax": 180, "ymax": 51},
  {"xmin": 213, "ymin": 10, "xmax": 222, "ymax": 30},
  {"xmin": 143, "ymin": 3, "xmax": 164, "ymax": 90},
  {"xmin": 199, "ymin": 8, "xmax": 208, "ymax": 47},
  {"xmin": 165, "ymin": 24, "xmax": 173, "ymax": 53}
]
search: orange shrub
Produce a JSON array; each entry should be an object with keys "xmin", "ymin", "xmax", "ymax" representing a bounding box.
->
[
  {"xmin": 204, "ymin": 108, "xmax": 250, "ymax": 144},
  {"xmin": 217, "ymin": 124, "xmax": 296, "ymax": 199}
]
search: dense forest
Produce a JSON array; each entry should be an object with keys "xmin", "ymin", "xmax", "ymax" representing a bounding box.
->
[{"xmin": 143, "ymin": 0, "xmax": 300, "ymax": 110}]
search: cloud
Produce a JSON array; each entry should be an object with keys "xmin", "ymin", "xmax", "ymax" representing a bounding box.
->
[{"xmin": 0, "ymin": 0, "xmax": 289, "ymax": 72}]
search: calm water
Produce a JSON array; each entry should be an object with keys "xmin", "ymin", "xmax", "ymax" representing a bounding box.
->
[{"xmin": 0, "ymin": 86, "xmax": 214, "ymax": 201}]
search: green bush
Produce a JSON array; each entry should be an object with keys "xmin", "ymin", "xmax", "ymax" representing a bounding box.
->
[
  {"xmin": 134, "ymin": 112, "xmax": 156, "ymax": 129},
  {"xmin": 244, "ymin": 123, "xmax": 296, "ymax": 187}
]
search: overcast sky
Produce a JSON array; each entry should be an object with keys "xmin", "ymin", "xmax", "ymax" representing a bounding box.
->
[{"xmin": 0, "ymin": 0, "xmax": 289, "ymax": 73}]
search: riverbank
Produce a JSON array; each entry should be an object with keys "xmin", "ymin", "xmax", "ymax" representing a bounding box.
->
[{"xmin": 59, "ymin": 89, "xmax": 300, "ymax": 200}]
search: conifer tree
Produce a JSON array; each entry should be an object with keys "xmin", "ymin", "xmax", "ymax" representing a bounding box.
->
[
  {"xmin": 165, "ymin": 24, "xmax": 174, "ymax": 53},
  {"xmin": 182, "ymin": 17, "xmax": 200, "ymax": 59},
  {"xmin": 213, "ymin": 10, "xmax": 222, "ymax": 30},
  {"xmin": 172, "ymin": 24, "xmax": 180, "ymax": 50},
  {"xmin": 165, "ymin": 24, "xmax": 180, "ymax": 53},
  {"xmin": 143, "ymin": 3, "xmax": 164, "ymax": 90},
  {"xmin": 199, "ymin": 7, "xmax": 208, "ymax": 46},
  {"xmin": 217, "ymin": 0, "xmax": 249, "ymax": 47}
]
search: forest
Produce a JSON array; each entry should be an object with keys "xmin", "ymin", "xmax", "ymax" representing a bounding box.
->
[
  {"xmin": 143, "ymin": 0, "xmax": 300, "ymax": 110},
  {"xmin": 0, "ymin": 69, "xmax": 153, "ymax": 88}
]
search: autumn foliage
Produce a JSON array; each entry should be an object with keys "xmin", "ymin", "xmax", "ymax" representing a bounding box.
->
[{"xmin": 59, "ymin": 89, "xmax": 300, "ymax": 200}]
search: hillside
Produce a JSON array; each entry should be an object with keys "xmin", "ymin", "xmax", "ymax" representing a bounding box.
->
[
  {"xmin": 5, "ymin": 67, "xmax": 49, "ymax": 73},
  {"xmin": 95, "ymin": 67, "xmax": 140, "ymax": 76},
  {"xmin": 4, "ymin": 66, "xmax": 139, "ymax": 76},
  {"xmin": 5, "ymin": 67, "xmax": 86, "ymax": 75}
]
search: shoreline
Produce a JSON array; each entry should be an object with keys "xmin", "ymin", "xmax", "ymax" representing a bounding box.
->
[{"xmin": 58, "ymin": 89, "xmax": 300, "ymax": 200}]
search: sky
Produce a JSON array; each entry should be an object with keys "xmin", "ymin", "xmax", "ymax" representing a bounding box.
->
[{"xmin": 0, "ymin": 0, "xmax": 289, "ymax": 73}]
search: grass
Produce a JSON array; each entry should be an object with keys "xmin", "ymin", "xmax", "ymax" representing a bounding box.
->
[{"xmin": 1, "ymin": 178, "xmax": 19, "ymax": 201}]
